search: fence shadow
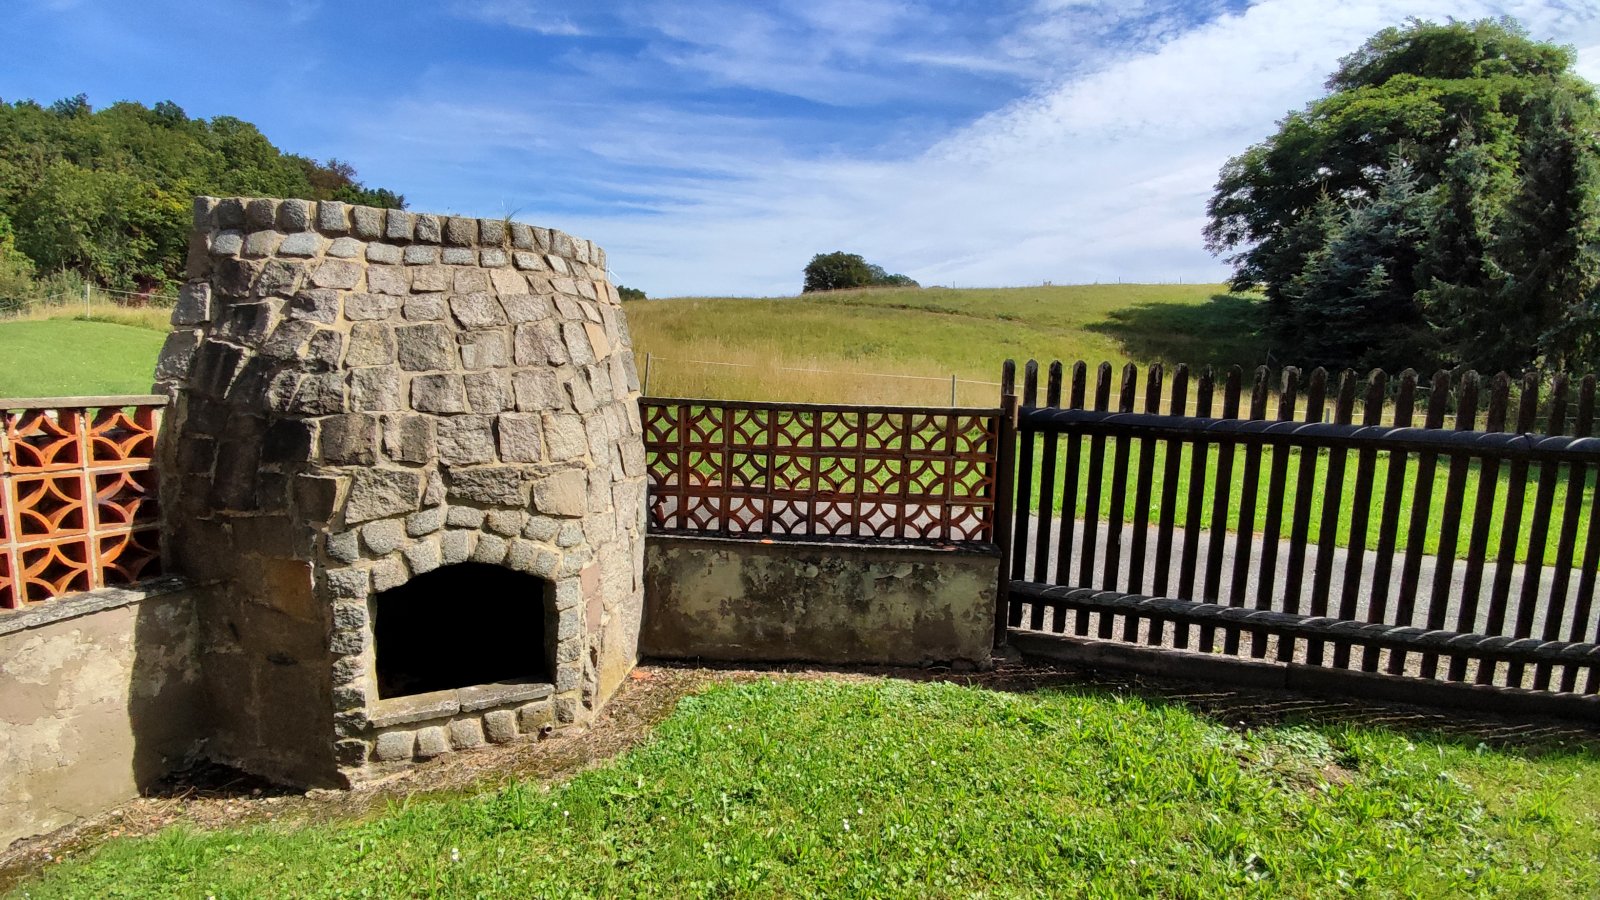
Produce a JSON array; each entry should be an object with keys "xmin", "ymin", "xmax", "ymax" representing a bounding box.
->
[{"xmin": 1085, "ymin": 293, "xmax": 1268, "ymax": 370}]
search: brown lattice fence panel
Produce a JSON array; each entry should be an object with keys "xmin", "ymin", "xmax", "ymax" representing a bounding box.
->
[
  {"xmin": 1, "ymin": 398, "xmax": 164, "ymax": 608},
  {"xmin": 642, "ymin": 398, "xmax": 1002, "ymax": 545}
]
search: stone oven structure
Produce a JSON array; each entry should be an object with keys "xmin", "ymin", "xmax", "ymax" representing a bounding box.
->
[{"xmin": 153, "ymin": 197, "xmax": 646, "ymax": 785}]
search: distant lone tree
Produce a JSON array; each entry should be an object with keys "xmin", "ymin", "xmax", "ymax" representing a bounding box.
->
[
  {"xmin": 1205, "ymin": 18, "xmax": 1600, "ymax": 373},
  {"xmin": 802, "ymin": 251, "xmax": 919, "ymax": 293},
  {"xmin": 617, "ymin": 285, "xmax": 646, "ymax": 302}
]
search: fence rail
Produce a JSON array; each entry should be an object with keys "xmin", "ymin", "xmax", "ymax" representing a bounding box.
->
[
  {"xmin": 1, "ymin": 396, "xmax": 165, "ymax": 609},
  {"xmin": 642, "ymin": 397, "xmax": 1003, "ymax": 546},
  {"xmin": 1006, "ymin": 360, "xmax": 1600, "ymax": 696}
]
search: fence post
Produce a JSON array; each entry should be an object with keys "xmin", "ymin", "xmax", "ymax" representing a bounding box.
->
[
  {"xmin": 642, "ymin": 352, "xmax": 653, "ymax": 396},
  {"xmin": 992, "ymin": 360, "xmax": 1019, "ymax": 649},
  {"xmin": 83, "ymin": 283, "xmax": 91, "ymax": 317},
  {"xmin": 951, "ymin": 374, "xmax": 958, "ymax": 407}
]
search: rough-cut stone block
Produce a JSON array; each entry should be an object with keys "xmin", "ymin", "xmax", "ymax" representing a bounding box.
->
[
  {"xmin": 374, "ymin": 730, "xmax": 415, "ymax": 761},
  {"xmin": 345, "ymin": 322, "xmax": 396, "ymax": 367},
  {"xmin": 512, "ymin": 250, "xmax": 545, "ymax": 271},
  {"xmin": 450, "ymin": 468, "xmax": 526, "ymax": 506},
  {"xmin": 310, "ymin": 259, "xmax": 363, "ymax": 290},
  {"xmin": 464, "ymin": 371, "xmax": 513, "ymax": 412},
  {"xmin": 403, "ymin": 537, "xmax": 442, "ymax": 575},
  {"xmin": 277, "ymin": 198, "xmax": 312, "ymax": 231},
  {"xmin": 411, "ymin": 374, "xmax": 468, "ymax": 413},
  {"xmin": 289, "ymin": 371, "xmax": 346, "ymax": 415},
  {"xmin": 459, "ymin": 330, "xmax": 511, "ymax": 370},
  {"xmin": 546, "ymin": 256, "xmax": 570, "ymax": 276},
  {"xmin": 344, "ymin": 468, "xmax": 422, "ymax": 524},
  {"xmin": 412, "ymin": 265, "xmax": 448, "ymax": 292},
  {"xmin": 404, "ymin": 245, "xmax": 439, "ymax": 266},
  {"xmin": 532, "ymin": 470, "xmax": 588, "ymax": 518},
  {"xmin": 543, "ymin": 413, "xmax": 588, "ymax": 461},
  {"xmin": 349, "ymin": 366, "xmax": 403, "ymax": 412},
  {"xmin": 518, "ymin": 701, "xmax": 554, "ymax": 733},
  {"xmin": 508, "ymin": 539, "xmax": 560, "ymax": 578},
  {"xmin": 371, "ymin": 556, "xmax": 408, "ymax": 592},
  {"xmin": 406, "ymin": 505, "xmax": 447, "ymax": 537},
  {"xmin": 404, "ymin": 293, "xmax": 447, "ymax": 321},
  {"xmin": 246, "ymin": 198, "xmax": 278, "ymax": 229},
  {"xmin": 485, "ymin": 509, "xmax": 523, "ymax": 536},
  {"xmin": 366, "ymin": 242, "xmax": 402, "ymax": 265},
  {"xmin": 328, "ymin": 236, "xmax": 363, "ymax": 259},
  {"xmin": 500, "ymin": 294, "xmax": 552, "ymax": 323},
  {"xmin": 562, "ymin": 322, "xmax": 597, "ymax": 366},
  {"xmin": 415, "ymin": 726, "xmax": 451, "ymax": 758},
  {"xmin": 414, "ymin": 214, "xmax": 441, "ymax": 243},
  {"xmin": 554, "ymin": 696, "xmax": 578, "ymax": 724},
  {"xmin": 446, "ymin": 506, "xmax": 486, "ymax": 528},
  {"xmin": 243, "ymin": 230, "xmax": 283, "ymax": 259},
  {"xmin": 290, "ymin": 289, "xmax": 340, "ymax": 324},
  {"xmin": 366, "ymin": 265, "xmax": 409, "ymax": 296},
  {"xmin": 385, "ymin": 210, "xmax": 415, "ymax": 241},
  {"xmin": 396, "ymin": 323, "xmax": 456, "ymax": 371},
  {"xmin": 483, "ymin": 710, "xmax": 518, "ymax": 743},
  {"xmin": 383, "ymin": 414, "xmax": 435, "ymax": 464},
  {"xmin": 209, "ymin": 230, "xmax": 244, "ymax": 257},
  {"xmin": 321, "ymin": 413, "xmax": 378, "ymax": 465},
  {"xmin": 440, "ymin": 529, "xmax": 474, "ymax": 565},
  {"xmin": 326, "ymin": 529, "xmax": 361, "ymax": 564},
  {"xmin": 317, "ymin": 200, "xmax": 349, "ymax": 234},
  {"xmin": 556, "ymin": 521, "xmax": 585, "ymax": 548},
  {"xmin": 472, "ymin": 533, "xmax": 509, "ymax": 564},
  {"xmin": 153, "ymin": 330, "xmax": 200, "ymax": 382},
  {"xmin": 326, "ymin": 566, "xmax": 370, "ymax": 601},
  {"xmin": 278, "ymin": 230, "xmax": 321, "ymax": 258},
  {"xmin": 362, "ymin": 518, "xmax": 405, "ymax": 555},
  {"xmin": 497, "ymin": 413, "xmax": 542, "ymax": 462},
  {"xmin": 436, "ymin": 415, "xmax": 497, "ymax": 465},
  {"xmin": 445, "ymin": 216, "xmax": 477, "ymax": 245},
  {"xmin": 449, "ymin": 292, "xmax": 505, "ymax": 329},
  {"xmin": 513, "ymin": 370, "xmax": 562, "ymax": 410},
  {"xmin": 523, "ymin": 516, "xmax": 560, "ymax": 542},
  {"xmin": 442, "ymin": 247, "xmax": 476, "ymax": 266},
  {"xmin": 352, "ymin": 205, "xmax": 384, "ymax": 239},
  {"xmin": 449, "ymin": 717, "xmax": 486, "ymax": 750},
  {"xmin": 172, "ymin": 284, "xmax": 212, "ymax": 326},
  {"xmin": 480, "ymin": 248, "xmax": 509, "ymax": 268}
]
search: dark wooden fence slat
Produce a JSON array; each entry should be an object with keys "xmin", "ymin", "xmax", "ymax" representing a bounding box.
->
[
  {"xmin": 1510, "ymin": 376, "xmax": 1570, "ymax": 687},
  {"xmin": 1226, "ymin": 366, "xmax": 1271, "ymax": 656},
  {"xmin": 1480, "ymin": 373, "xmax": 1542, "ymax": 686},
  {"xmin": 1420, "ymin": 371, "xmax": 1478, "ymax": 680},
  {"xmin": 1580, "ymin": 469, "xmax": 1600, "ymax": 693},
  {"xmin": 1278, "ymin": 368, "xmax": 1328, "ymax": 663},
  {"xmin": 1388, "ymin": 370, "xmax": 1451, "ymax": 676},
  {"xmin": 1031, "ymin": 363, "xmax": 1064, "ymax": 588},
  {"xmin": 998, "ymin": 360, "xmax": 1019, "ymax": 629},
  {"xmin": 1333, "ymin": 370, "xmax": 1389, "ymax": 669},
  {"xmin": 1363, "ymin": 370, "xmax": 1417, "ymax": 672},
  {"xmin": 1449, "ymin": 373, "xmax": 1510, "ymax": 682},
  {"xmin": 1052, "ymin": 363, "xmax": 1089, "ymax": 634},
  {"xmin": 1126, "ymin": 364, "xmax": 1164, "ymax": 603},
  {"xmin": 1558, "ymin": 376, "xmax": 1598, "ymax": 692},
  {"xmin": 1150, "ymin": 364, "xmax": 1191, "ymax": 647},
  {"xmin": 1175, "ymin": 366, "xmax": 1216, "ymax": 650},
  {"xmin": 1306, "ymin": 370, "xmax": 1358, "ymax": 666},
  {"xmin": 1200, "ymin": 367, "xmax": 1243, "ymax": 652},
  {"xmin": 1076, "ymin": 363, "xmax": 1114, "ymax": 637},
  {"xmin": 1252, "ymin": 368, "xmax": 1300, "ymax": 658},
  {"xmin": 1100, "ymin": 364, "xmax": 1139, "ymax": 640},
  {"xmin": 1009, "ymin": 361, "xmax": 1039, "ymax": 595}
]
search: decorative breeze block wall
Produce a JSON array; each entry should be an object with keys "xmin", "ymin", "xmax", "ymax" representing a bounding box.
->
[{"xmin": 154, "ymin": 197, "xmax": 647, "ymax": 785}]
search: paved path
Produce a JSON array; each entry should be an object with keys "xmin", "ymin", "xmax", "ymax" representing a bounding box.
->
[{"xmin": 1012, "ymin": 515, "xmax": 1597, "ymax": 644}]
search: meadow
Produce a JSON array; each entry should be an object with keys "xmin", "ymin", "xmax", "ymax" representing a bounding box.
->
[{"xmin": 12, "ymin": 678, "xmax": 1598, "ymax": 898}]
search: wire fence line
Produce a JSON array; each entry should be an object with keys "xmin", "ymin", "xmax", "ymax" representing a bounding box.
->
[
  {"xmin": 0, "ymin": 284, "xmax": 178, "ymax": 320},
  {"xmin": 640, "ymin": 353, "xmax": 1005, "ymax": 405}
]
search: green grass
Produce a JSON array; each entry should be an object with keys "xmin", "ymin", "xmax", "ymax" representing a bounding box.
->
[
  {"xmin": 14, "ymin": 679, "xmax": 1598, "ymax": 898},
  {"xmin": 0, "ymin": 319, "xmax": 168, "ymax": 397},
  {"xmin": 627, "ymin": 284, "xmax": 1264, "ymax": 405}
]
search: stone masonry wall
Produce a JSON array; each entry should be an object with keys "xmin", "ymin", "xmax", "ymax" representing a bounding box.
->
[{"xmin": 154, "ymin": 197, "xmax": 647, "ymax": 786}]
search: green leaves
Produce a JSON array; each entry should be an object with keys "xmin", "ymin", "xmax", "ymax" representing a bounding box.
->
[{"xmin": 1206, "ymin": 18, "xmax": 1600, "ymax": 373}]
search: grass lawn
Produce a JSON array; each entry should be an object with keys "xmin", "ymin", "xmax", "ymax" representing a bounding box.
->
[
  {"xmin": 0, "ymin": 319, "xmax": 168, "ymax": 398},
  {"xmin": 13, "ymin": 678, "xmax": 1598, "ymax": 898}
]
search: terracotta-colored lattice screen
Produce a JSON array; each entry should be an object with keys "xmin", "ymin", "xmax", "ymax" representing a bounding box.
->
[
  {"xmin": 0, "ymin": 398, "xmax": 164, "ymax": 608},
  {"xmin": 641, "ymin": 398, "xmax": 1001, "ymax": 546}
]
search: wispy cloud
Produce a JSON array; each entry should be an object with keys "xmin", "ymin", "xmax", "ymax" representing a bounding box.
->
[{"xmin": 452, "ymin": 0, "xmax": 586, "ymax": 36}]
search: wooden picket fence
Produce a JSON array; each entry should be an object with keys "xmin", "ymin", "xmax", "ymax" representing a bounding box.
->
[{"xmin": 1004, "ymin": 360, "xmax": 1600, "ymax": 696}]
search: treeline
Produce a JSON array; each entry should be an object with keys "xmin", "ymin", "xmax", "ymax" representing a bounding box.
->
[{"xmin": 0, "ymin": 95, "xmax": 404, "ymax": 295}]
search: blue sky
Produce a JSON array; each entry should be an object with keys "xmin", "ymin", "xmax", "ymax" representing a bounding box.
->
[{"xmin": 3, "ymin": 0, "xmax": 1599, "ymax": 296}]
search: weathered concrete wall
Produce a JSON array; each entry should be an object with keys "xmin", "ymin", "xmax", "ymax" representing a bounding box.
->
[
  {"xmin": 0, "ymin": 578, "xmax": 206, "ymax": 847},
  {"xmin": 642, "ymin": 536, "xmax": 997, "ymax": 667}
]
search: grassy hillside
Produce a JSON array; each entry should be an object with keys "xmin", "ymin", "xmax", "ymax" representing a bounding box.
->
[
  {"xmin": 0, "ymin": 318, "xmax": 167, "ymax": 397},
  {"xmin": 626, "ymin": 284, "xmax": 1263, "ymax": 405}
]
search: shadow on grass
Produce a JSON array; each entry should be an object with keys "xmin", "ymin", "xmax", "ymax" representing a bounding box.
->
[{"xmin": 1086, "ymin": 293, "xmax": 1270, "ymax": 371}]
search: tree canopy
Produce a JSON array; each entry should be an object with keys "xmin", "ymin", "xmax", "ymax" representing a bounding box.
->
[
  {"xmin": 802, "ymin": 251, "xmax": 919, "ymax": 293},
  {"xmin": 1205, "ymin": 18, "xmax": 1600, "ymax": 374},
  {"xmin": 0, "ymin": 95, "xmax": 404, "ymax": 291}
]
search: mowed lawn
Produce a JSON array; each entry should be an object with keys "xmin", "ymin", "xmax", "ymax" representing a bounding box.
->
[
  {"xmin": 0, "ymin": 319, "xmax": 167, "ymax": 397},
  {"xmin": 13, "ymin": 679, "xmax": 1599, "ymax": 898}
]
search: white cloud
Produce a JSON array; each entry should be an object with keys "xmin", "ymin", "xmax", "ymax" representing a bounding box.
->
[
  {"xmin": 364, "ymin": 1, "xmax": 1600, "ymax": 296},
  {"xmin": 452, "ymin": 0, "xmax": 585, "ymax": 36}
]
